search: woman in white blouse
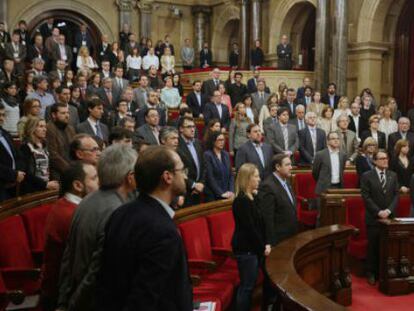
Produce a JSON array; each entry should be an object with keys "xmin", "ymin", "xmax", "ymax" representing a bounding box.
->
[
  {"xmin": 317, "ymin": 106, "xmax": 337, "ymax": 135},
  {"xmin": 76, "ymin": 46, "xmax": 97, "ymax": 71},
  {"xmin": 333, "ymin": 96, "xmax": 351, "ymax": 123},
  {"xmin": 126, "ymin": 46, "xmax": 142, "ymax": 82},
  {"xmin": 306, "ymin": 91, "xmax": 327, "ymax": 120},
  {"xmin": 160, "ymin": 76, "xmax": 181, "ymax": 109},
  {"xmin": 379, "ymin": 105, "xmax": 398, "ymax": 148},
  {"xmin": 160, "ymin": 47, "xmax": 175, "ymax": 77}
]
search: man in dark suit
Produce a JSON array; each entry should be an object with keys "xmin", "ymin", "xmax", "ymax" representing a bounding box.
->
[
  {"xmin": 203, "ymin": 89, "xmax": 231, "ymax": 131},
  {"xmin": 177, "ymin": 117, "xmax": 205, "ymax": 206},
  {"xmin": 228, "ymin": 42, "xmax": 239, "ymax": 68},
  {"xmin": 135, "ymin": 90, "xmax": 167, "ymax": 127},
  {"xmin": 235, "ymin": 123, "xmax": 273, "ymax": 180},
  {"xmin": 312, "ymin": 131, "xmax": 347, "ymax": 196},
  {"xmin": 160, "ymin": 34, "xmax": 175, "ymax": 56},
  {"xmin": 227, "ymin": 72, "xmax": 248, "ymax": 107},
  {"xmin": 16, "ymin": 20, "xmax": 29, "ymax": 46},
  {"xmin": 250, "ymin": 40, "xmax": 264, "ymax": 69},
  {"xmin": 112, "ymin": 66, "xmax": 129, "ymax": 103},
  {"xmin": 361, "ymin": 150, "xmax": 399, "ymax": 285},
  {"xmin": 251, "ymin": 79, "xmax": 270, "ymax": 112},
  {"xmin": 96, "ymin": 34, "xmax": 111, "ymax": 66},
  {"xmin": 201, "ymin": 68, "xmax": 223, "ymax": 97},
  {"xmin": 289, "ymin": 105, "xmax": 306, "ymax": 132},
  {"xmin": 296, "ymin": 86, "xmax": 313, "ymax": 107},
  {"xmin": 0, "ymin": 22, "xmax": 10, "ymax": 64},
  {"xmin": 27, "ymin": 33, "xmax": 49, "ymax": 64},
  {"xmin": 51, "ymin": 34, "xmax": 73, "ymax": 65},
  {"xmin": 276, "ymin": 35, "xmax": 293, "ymax": 70},
  {"xmin": 280, "ymin": 88, "xmax": 297, "ymax": 119},
  {"xmin": 199, "ymin": 42, "xmax": 213, "ymax": 68},
  {"xmin": 5, "ymin": 30, "xmax": 26, "ymax": 76},
  {"xmin": 321, "ymin": 83, "xmax": 340, "ymax": 109},
  {"xmin": 296, "ymin": 77, "xmax": 312, "ymax": 100},
  {"xmin": 298, "ymin": 111, "xmax": 326, "ymax": 165},
  {"xmin": 265, "ymin": 107, "xmax": 298, "ymax": 156},
  {"xmin": 99, "ymin": 60, "xmax": 113, "ymax": 80},
  {"xmin": 136, "ymin": 108, "xmax": 161, "ymax": 145},
  {"xmin": 186, "ymin": 80, "xmax": 208, "ymax": 118},
  {"xmin": 74, "ymin": 24, "xmax": 93, "ymax": 54},
  {"xmin": 260, "ymin": 153, "xmax": 298, "ymax": 246},
  {"xmin": 95, "ymin": 146, "xmax": 193, "ymax": 311},
  {"xmin": 76, "ymin": 99, "xmax": 109, "ymax": 143},
  {"xmin": 247, "ymin": 70, "xmax": 270, "ymax": 94},
  {"xmin": 0, "ymin": 58, "xmax": 17, "ymax": 88},
  {"xmin": 0, "ymin": 102, "xmax": 25, "ymax": 201},
  {"xmin": 96, "ymin": 77, "xmax": 116, "ymax": 120},
  {"xmin": 387, "ymin": 117, "xmax": 414, "ymax": 157},
  {"xmin": 39, "ymin": 18, "xmax": 55, "ymax": 39},
  {"xmin": 348, "ymin": 101, "xmax": 368, "ymax": 139}
]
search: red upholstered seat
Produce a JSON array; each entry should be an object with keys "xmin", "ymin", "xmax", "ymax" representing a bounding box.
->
[
  {"xmin": 195, "ymin": 120, "xmax": 205, "ymax": 140},
  {"xmin": 0, "ymin": 216, "xmax": 41, "ymax": 294},
  {"xmin": 345, "ymin": 197, "xmax": 367, "ymax": 259},
  {"xmin": 293, "ymin": 172, "xmax": 317, "ymax": 226},
  {"xmin": 21, "ymin": 204, "xmax": 52, "ymax": 256},
  {"xmin": 178, "ymin": 217, "xmax": 239, "ymax": 286},
  {"xmin": 396, "ymin": 196, "xmax": 412, "ymax": 217},
  {"xmin": 168, "ymin": 108, "xmax": 180, "ymax": 121},
  {"xmin": 0, "ymin": 273, "xmax": 8, "ymax": 309},
  {"xmin": 343, "ymin": 171, "xmax": 359, "ymax": 188},
  {"xmin": 206, "ymin": 211, "xmax": 234, "ymax": 252}
]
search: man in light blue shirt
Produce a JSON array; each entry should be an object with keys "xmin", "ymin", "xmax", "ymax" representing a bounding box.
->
[{"xmin": 26, "ymin": 75, "xmax": 55, "ymax": 117}]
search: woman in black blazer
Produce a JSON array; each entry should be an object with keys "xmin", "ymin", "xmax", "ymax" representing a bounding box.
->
[
  {"xmin": 203, "ymin": 131, "xmax": 234, "ymax": 202},
  {"xmin": 19, "ymin": 117, "xmax": 59, "ymax": 194},
  {"xmin": 390, "ymin": 139, "xmax": 414, "ymax": 193},
  {"xmin": 232, "ymin": 163, "xmax": 272, "ymax": 311},
  {"xmin": 360, "ymin": 115, "xmax": 386, "ymax": 150},
  {"xmin": 355, "ymin": 137, "xmax": 377, "ymax": 184}
]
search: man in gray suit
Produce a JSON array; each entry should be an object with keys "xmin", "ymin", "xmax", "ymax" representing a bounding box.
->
[
  {"xmin": 262, "ymin": 103, "xmax": 278, "ymax": 134},
  {"xmin": 57, "ymin": 145, "xmax": 138, "ymax": 311},
  {"xmin": 180, "ymin": 38, "xmax": 194, "ymax": 70},
  {"xmin": 312, "ymin": 131, "xmax": 347, "ymax": 195},
  {"xmin": 51, "ymin": 34, "xmax": 73, "ymax": 65},
  {"xmin": 265, "ymin": 107, "xmax": 298, "ymax": 157},
  {"xmin": 5, "ymin": 31, "xmax": 26, "ymax": 75},
  {"xmin": 112, "ymin": 65, "xmax": 129, "ymax": 103},
  {"xmin": 76, "ymin": 98, "xmax": 109, "ymax": 143},
  {"xmin": 136, "ymin": 108, "xmax": 161, "ymax": 145},
  {"xmin": 336, "ymin": 113, "xmax": 359, "ymax": 165},
  {"xmin": 251, "ymin": 79, "xmax": 269, "ymax": 112},
  {"xmin": 132, "ymin": 75, "xmax": 152, "ymax": 109}
]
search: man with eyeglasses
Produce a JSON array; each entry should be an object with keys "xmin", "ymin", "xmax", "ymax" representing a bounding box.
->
[
  {"xmin": 388, "ymin": 117, "xmax": 414, "ymax": 157},
  {"xmin": 177, "ymin": 117, "xmax": 205, "ymax": 206},
  {"xmin": 361, "ymin": 151, "xmax": 399, "ymax": 286},
  {"xmin": 69, "ymin": 134, "xmax": 101, "ymax": 166}
]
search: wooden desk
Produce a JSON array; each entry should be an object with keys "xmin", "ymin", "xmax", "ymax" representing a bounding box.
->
[
  {"xmin": 267, "ymin": 225, "xmax": 355, "ymax": 310},
  {"xmin": 379, "ymin": 219, "xmax": 414, "ymax": 295}
]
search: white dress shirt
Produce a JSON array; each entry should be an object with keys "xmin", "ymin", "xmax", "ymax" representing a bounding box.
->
[
  {"xmin": 329, "ymin": 148, "xmax": 340, "ymax": 184},
  {"xmin": 142, "ymin": 54, "xmax": 159, "ymax": 70}
]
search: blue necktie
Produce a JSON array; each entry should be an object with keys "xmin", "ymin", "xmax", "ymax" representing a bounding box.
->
[
  {"xmin": 283, "ymin": 182, "xmax": 294, "ymax": 205},
  {"xmin": 96, "ymin": 123, "xmax": 103, "ymax": 139}
]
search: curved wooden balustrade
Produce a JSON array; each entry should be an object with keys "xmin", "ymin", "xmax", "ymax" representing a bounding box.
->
[
  {"xmin": 174, "ymin": 198, "xmax": 233, "ymax": 224},
  {"xmin": 0, "ymin": 190, "xmax": 59, "ymax": 221},
  {"xmin": 267, "ymin": 225, "xmax": 355, "ymax": 311}
]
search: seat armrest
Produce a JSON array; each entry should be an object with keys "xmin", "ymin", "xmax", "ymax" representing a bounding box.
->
[
  {"xmin": 211, "ymin": 247, "xmax": 233, "ymax": 257},
  {"xmin": 188, "ymin": 259, "xmax": 217, "ymax": 271}
]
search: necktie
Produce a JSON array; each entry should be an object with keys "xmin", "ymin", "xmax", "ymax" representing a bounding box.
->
[
  {"xmin": 106, "ymin": 89, "xmax": 112, "ymax": 104},
  {"xmin": 380, "ymin": 171, "xmax": 386, "ymax": 193},
  {"xmin": 283, "ymin": 125, "xmax": 289, "ymax": 150},
  {"xmin": 255, "ymin": 144, "xmax": 265, "ymax": 167},
  {"xmin": 342, "ymin": 132, "xmax": 347, "ymax": 148},
  {"xmin": 95, "ymin": 123, "xmax": 103, "ymax": 139},
  {"xmin": 311, "ymin": 128, "xmax": 317, "ymax": 153},
  {"xmin": 283, "ymin": 182, "xmax": 294, "ymax": 205}
]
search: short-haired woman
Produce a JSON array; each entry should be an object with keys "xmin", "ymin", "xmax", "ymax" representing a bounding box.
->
[
  {"xmin": 360, "ymin": 115, "xmax": 386, "ymax": 150},
  {"xmin": 19, "ymin": 117, "xmax": 59, "ymax": 194},
  {"xmin": 355, "ymin": 137, "xmax": 378, "ymax": 178},
  {"xmin": 204, "ymin": 131, "xmax": 234, "ymax": 201},
  {"xmin": 232, "ymin": 163, "xmax": 272, "ymax": 311},
  {"xmin": 390, "ymin": 139, "xmax": 414, "ymax": 193},
  {"xmin": 379, "ymin": 105, "xmax": 398, "ymax": 148},
  {"xmin": 317, "ymin": 106, "xmax": 337, "ymax": 135}
]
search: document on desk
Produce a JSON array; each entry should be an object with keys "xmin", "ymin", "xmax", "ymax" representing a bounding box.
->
[
  {"xmin": 395, "ymin": 218, "xmax": 414, "ymax": 222},
  {"xmin": 194, "ymin": 301, "xmax": 216, "ymax": 311}
]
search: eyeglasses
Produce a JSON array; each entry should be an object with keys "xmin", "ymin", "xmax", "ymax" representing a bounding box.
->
[
  {"xmin": 81, "ymin": 147, "xmax": 100, "ymax": 152},
  {"xmin": 174, "ymin": 167, "xmax": 188, "ymax": 176}
]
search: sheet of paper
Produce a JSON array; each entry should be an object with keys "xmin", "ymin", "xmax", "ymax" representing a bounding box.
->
[
  {"xmin": 194, "ymin": 301, "xmax": 216, "ymax": 311},
  {"xmin": 394, "ymin": 218, "xmax": 414, "ymax": 222}
]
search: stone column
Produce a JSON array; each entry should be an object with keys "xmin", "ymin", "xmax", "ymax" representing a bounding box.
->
[
  {"xmin": 0, "ymin": 0, "xmax": 7, "ymax": 25},
  {"xmin": 332, "ymin": 0, "xmax": 348, "ymax": 95},
  {"xmin": 115, "ymin": 0, "xmax": 137, "ymax": 34},
  {"xmin": 250, "ymin": 0, "xmax": 262, "ymax": 44},
  {"xmin": 239, "ymin": 0, "xmax": 250, "ymax": 69},
  {"xmin": 192, "ymin": 6, "xmax": 212, "ymax": 64},
  {"xmin": 138, "ymin": 0, "xmax": 154, "ymax": 39},
  {"xmin": 314, "ymin": 0, "xmax": 329, "ymax": 92}
]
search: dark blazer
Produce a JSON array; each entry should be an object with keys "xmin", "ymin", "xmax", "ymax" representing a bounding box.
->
[
  {"xmin": 227, "ymin": 83, "xmax": 248, "ymax": 107},
  {"xmin": 27, "ymin": 45, "xmax": 48, "ymax": 63},
  {"xmin": 74, "ymin": 32, "xmax": 93, "ymax": 51},
  {"xmin": 186, "ymin": 91, "xmax": 208, "ymax": 118},
  {"xmin": 355, "ymin": 154, "xmax": 374, "ymax": 178},
  {"xmin": 96, "ymin": 194, "xmax": 193, "ymax": 311},
  {"xmin": 51, "ymin": 44, "xmax": 73, "ymax": 64},
  {"xmin": 388, "ymin": 132, "xmax": 414, "ymax": 157},
  {"xmin": 135, "ymin": 105, "xmax": 167, "ymax": 128},
  {"xmin": 348, "ymin": 115, "xmax": 368, "ymax": 139},
  {"xmin": 229, "ymin": 51, "xmax": 239, "ymax": 67},
  {"xmin": 19, "ymin": 143, "xmax": 49, "ymax": 194},
  {"xmin": 96, "ymin": 43, "xmax": 111, "ymax": 65},
  {"xmin": 235, "ymin": 140, "xmax": 273, "ymax": 180},
  {"xmin": 389, "ymin": 156, "xmax": 414, "ymax": 188},
  {"xmin": 298, "ymin": 127, "xmax": 327, "ymax": 165},
  {"xmin": 199, "ymin": 49, "xmax": 213, "ymax": 68},
  {"xmin": 0, "ymin": 128, "xmax": 19, "ymax": 200},
  {"xmin": 361, "ymin": 169, "xmax": 399, "ymax": 226},
  {"xmin": 250, "ymin": 48, "xmax": 264, "ymax": 68},
  {"xmin": 76, "ymin": 120, "xmax": 109, "ymax": 142},
  {"xmin": 321, "ymin": 94, "xmax": 340, "ymax": 109},
  {"xmin": 259, "ymin": 174, "xmax": 298, "ymax": 246},
  {"xmin": 96, "ymin": 87, "xmax": 116, "ymax": 112},
  {"xmin": 360, "ymin": 130, "xmax": 386, "ymax": 150},
  {"xmin": 231, "ymin": 193, "xmax": 266, "ymax": 255},
  {"xmin": 39, "ymin": 23, "xmax": 55, "ymax": 38},
  {"xmin": 5, "ymin": 42, "xmax": 26, "ymax": 61},
  {"xmin": 203, "ymin": 150, "xmax": 234, "ymax": 200},
  {"xmin": 160, "ymin": 43, "xmax": 175, "ymax": 56},
  {"xmin": 136, "ymin": 124, "xmax": 160, "ymax": 146},
  {"xmin": 177, "ymin": 136, "xmax": 205, "ymax": 191},
  {"xmin": 203, "ymin": 102, "xmax": 231, "ymax": 129},
  {"xmin": 280, "ymin": 101, "xmax": 297, "ymax": 119},
  {"xmin": 276, "ymin": 43, "xmax": 293, "ymax": 70},
  {"xmin": 312, "ymin": 148, "xmax": 347, "ymax": 195},
  {"xmin": 201, "ymin": 79, "xmax": 222, "ymax": 97}
]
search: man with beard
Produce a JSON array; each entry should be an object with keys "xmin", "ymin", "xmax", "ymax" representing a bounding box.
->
[{"xmin": 96, "ymin": 146, "xmax": 193, "ymax": 311}]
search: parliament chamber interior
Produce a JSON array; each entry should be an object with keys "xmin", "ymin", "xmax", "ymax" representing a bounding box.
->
[{"xmin": 1, "ymin": 0, "xmax": 414, "ymax": 310}]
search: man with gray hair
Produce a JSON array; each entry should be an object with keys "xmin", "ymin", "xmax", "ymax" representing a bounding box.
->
[
  {"xmin": 26, "ymin": 75, "xmax": 55, "ymax": 117},
  {"xmin": 159, "ymin": 126, "xmax": 179, "ymax": 150},
  {"xmin": 388, "ymin": 117, "xmax": 414, "ymax": 157},
  {"xmin": 298, "ymin": 111, "xmax": 326, "ymax": 165},
  {"xmin": 336, "ymin": 113, "xmax": 359, "ymax": 165},
  {"xmin": 57, "ymin": 144, "xmax": 138, "ymax": 311},
  {"xmin": 32, "ymin": 57, "xmax": 47, "ymax": 76},
  {"xmin": 289, "ymin": 104, "xmax": 306, "ymax": 131}
]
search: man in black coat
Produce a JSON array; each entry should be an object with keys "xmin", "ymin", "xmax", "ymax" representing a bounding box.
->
[
  {"xmin": 298, "ymin": 111, "xmax": 327, "ymax": 165},
  {"xmin": 259, "ymin": 153, "xmax": 298, "ymax": 246},
  {"xmin": 276, "ymin": 35, "xmax": 293, "ymax": 70},
  {"xmin": 387, "ymin": 117, "xmax": 414, "ymax": 157},
  {"xmin": 279, "ymin": 88, "xmax": 298, "ymax": 119},
  {"xmin": 203, "ymin": 89, "xmax": 231, "ymax": 131},
  {"xmin": 186, "ymin": 80, "xmax": 208, "ymax": 118},
  {"xmin": 227, "ymin": 72, "xmax": 248, "ymax": 107},
  {"xmin": 135, "ymin": 90, "xmax": 167, "ymax": 128},
  {"xmin": 0, "ymin": 102, "xmax": 25, "ymax": 201},
  {"xmin": 361, "ymin": 150, "xmax": 399, "ymax": 285},
  {"xmin": 177, "ymin": 117, "xmax": 205, "ymax": 206},
  {"xmin": 250, "ymin": 40, "xmax": 264, "ymax": 69},
  {"xmin": 321, "ymin": 83, "xmax": 340, "ymax": 109},
  {"xmin": 199, "ymin": 42, "xmax": 213, "ymax": 68},
  {"xmin": 201, "ymin": 68, "xmax": 223, "ymax": 97}
]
